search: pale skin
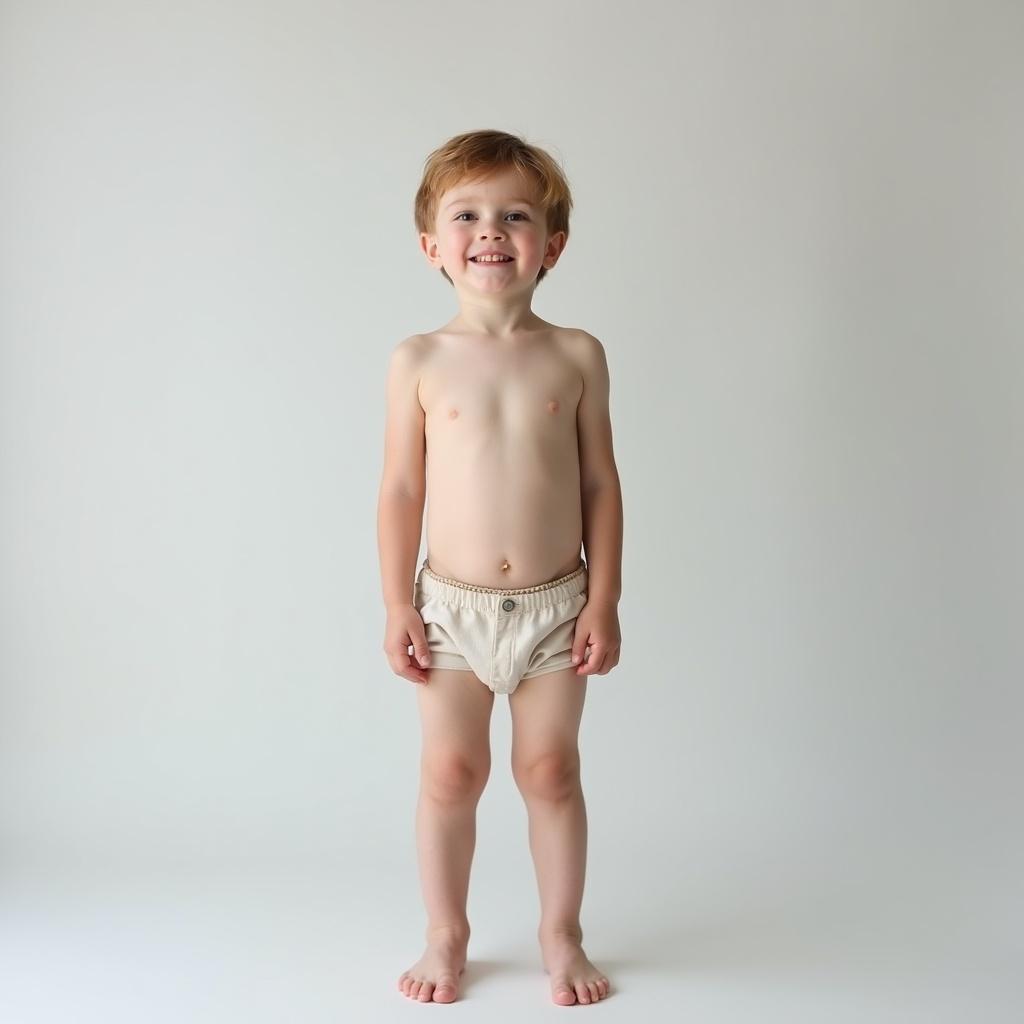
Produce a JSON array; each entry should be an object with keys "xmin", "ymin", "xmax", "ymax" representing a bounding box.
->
[{"xmin": 377, "ymin": 168, "xmax": 623, "ymax": 1005}]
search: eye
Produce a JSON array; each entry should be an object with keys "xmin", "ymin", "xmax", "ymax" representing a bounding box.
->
[{"xmin": 453, "ymin": 211, "xmax": 529, "ymax": 222}]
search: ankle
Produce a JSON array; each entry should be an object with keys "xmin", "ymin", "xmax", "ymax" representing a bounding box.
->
[
  {"xmin": 426, "ymin": 922, "xmax": 471, "ymax": 945},
  {"xmin": 539, "ymin": 922, "xmax": 583, "ymax": 944}
]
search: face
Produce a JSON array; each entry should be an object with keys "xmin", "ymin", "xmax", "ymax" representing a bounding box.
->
[{"xmin": 421, "ymin": 168, "xmax": 566, "ymax": 295}]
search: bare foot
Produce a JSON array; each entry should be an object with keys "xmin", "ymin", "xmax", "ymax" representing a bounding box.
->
[
  {"xmin": 540, "ymin": 930, "xmax": 611, "ymax": 1005},
  {"xmin": 397, "ymin": 926, "xmax": 469, "ymax": 1003}
]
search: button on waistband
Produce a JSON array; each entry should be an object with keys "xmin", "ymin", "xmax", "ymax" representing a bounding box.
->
[{"xmin": 501, "ymin": 598, "xmax": 516, "ymax": 611}]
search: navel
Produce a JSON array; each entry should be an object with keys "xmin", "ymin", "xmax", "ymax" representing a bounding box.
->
[{"xmin": 500, "ymin": 558, "xmax": 510, "ymax": 572}]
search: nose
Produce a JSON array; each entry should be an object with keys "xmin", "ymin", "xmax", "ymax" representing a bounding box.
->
[{"xmin": 478, "ymin": 218, "xmax": 505, "ymax": 240}]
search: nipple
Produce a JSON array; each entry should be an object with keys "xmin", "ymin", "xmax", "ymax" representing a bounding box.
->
[{"xmin": 547, "ymin": 399, "xmax": 559, "ymax": 413}]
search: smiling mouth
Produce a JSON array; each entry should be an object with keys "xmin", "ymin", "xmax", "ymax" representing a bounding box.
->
[{"xmin": 469, "ymin": 256, "xmax": 514, "ymax": 264}]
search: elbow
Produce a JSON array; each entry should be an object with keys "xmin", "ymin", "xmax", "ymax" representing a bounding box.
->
[
  {"xmin": 581, "ymin": 469, "xmax": 620, "ymax": 496},
  {"xmin": 378, "ymin": 480, "xmax": 426, "ymax": 506}
]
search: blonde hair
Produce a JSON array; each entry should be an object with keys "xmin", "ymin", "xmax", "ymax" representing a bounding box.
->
[{"xmin": 414, "ymin": 129, "xmax": 573, "ymax": 287}]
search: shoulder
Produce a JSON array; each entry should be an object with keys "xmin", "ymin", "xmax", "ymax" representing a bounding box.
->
[
  {"xmin": 386, "ymin": 333, "xmax": 439, "ymax": 382},
  {"xmin": 556, "ymin": 327, "xmax": 609, "ymax": 376},
  {"xmin": 388, "ymin": 333, "xmax": 431, "ymax": 366},
  {"xmin": 556, "ymin": 326, "xmax": 606, "ymax": 355},
  {"xmin": 385, "ymin": 335, "xmax": 433, "ymax": 409}
]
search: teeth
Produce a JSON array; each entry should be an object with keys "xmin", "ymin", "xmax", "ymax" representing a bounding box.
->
[{"xmin": 472, "ymin": 255, "xmax": 511, "ymax": 262}]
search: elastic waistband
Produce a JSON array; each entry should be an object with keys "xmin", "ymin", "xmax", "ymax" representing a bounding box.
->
[{"xmin": 416, "ymin": 558, "xmax": 587, "ymax": 612}]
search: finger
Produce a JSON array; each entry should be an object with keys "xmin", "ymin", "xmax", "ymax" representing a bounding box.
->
[
  {"xmin": 576, "ymin": 644, "xmax": 604, "ymax": 675},
  {"xmin": 408, "ymin": 640, "xmax": 431, "ymax": 669},
  {"xmin": 406, "ymin": 645, "xmax": 430, "ymax": 681},
  {"xmin": 404, "ymin": 649, "xmax": 429, "ymax": 683},
  {"xmin": 570, "ymin": 633, "xmax": 591, "ymax": 667},
  {"xmin": 388, "ymin": 653, "xmax": 428, "ymax": 684}
]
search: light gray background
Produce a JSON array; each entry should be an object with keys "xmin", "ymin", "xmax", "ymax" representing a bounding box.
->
[{"xmin": 1, "ymin": 1, "xmax": 1021, "ymax": 1021}]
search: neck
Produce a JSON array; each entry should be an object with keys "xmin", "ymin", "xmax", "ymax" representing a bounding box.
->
[{"xmin": 450, "ymin": 293, "xmax": 541, "ymax": 338}]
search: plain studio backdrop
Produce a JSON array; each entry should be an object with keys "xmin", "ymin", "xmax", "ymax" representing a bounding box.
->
[{"xmin": 0, "ymin": 1, "xmax": 1020, "ymax": 1021}]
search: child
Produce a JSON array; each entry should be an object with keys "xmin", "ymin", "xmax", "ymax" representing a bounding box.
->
[{"xmin": 377, "ymin": 129, "xmax": 623, "ymax": 1006}]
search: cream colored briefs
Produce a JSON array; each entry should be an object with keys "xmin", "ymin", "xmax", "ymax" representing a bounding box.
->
[{"xmin": 413, "ymin": 558, "xmax": 589, "ymax": 695}]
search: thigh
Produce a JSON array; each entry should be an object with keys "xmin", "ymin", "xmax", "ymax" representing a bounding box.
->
[
  {"xmin": 508, "ymin": 666, "xmax": 587, "ymax": 770},
  {"xmin": 416, "ymin": 667, "xmax": 495, "ymax": 763}
]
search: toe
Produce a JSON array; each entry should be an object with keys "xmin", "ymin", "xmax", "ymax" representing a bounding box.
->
[
  {"xmin": 587, "ymin": 981, "xmax": 600, "ymax": 1001},
  {"xmin": 409, "ymin": 979, "xmax": 422, "ymax": 999},
  {"xmin": 552, "ymin": 977, "xmax": 576, "ymax": 1005},
  {"xmin": 418, "ymin": 982, "xmax": 434, "ymax": 1001},
  {"xmin": 433, "ymin": 975, "xmax": 458, "ymax": 1003},
  {"xmin": 575, "ymin": 981, "xmax": 591, "ymax": 1004}
]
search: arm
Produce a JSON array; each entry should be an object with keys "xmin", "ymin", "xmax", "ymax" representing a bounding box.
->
[
  {"xmin": 377, "ymin": 337, "xmax": 427, "ymax": 609},
  {"xmin": 575, "ymin": 331, "xmax": 623, "ymax": 605}
]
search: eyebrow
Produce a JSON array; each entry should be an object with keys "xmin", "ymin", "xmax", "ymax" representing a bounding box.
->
[{"xmin": 443, "ymin": 196, "xmax": 538, "ymax": 210}]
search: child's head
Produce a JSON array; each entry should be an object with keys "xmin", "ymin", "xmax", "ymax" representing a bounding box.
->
[{"xmin": 414, "ymin": 129, "xmax": 573, "ymax": 290}]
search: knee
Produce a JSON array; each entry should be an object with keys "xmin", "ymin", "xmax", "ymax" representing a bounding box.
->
[
  {"xmin": 512, "ymin": 749, "xmax": 580, "ymax": 801},
  {"xmin": 422, "ymin": 751, "xmax": 489, "ymax": 803}
]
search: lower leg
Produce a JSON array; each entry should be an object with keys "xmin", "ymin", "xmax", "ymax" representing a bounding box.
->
[
  {"xmin": 399, "ymin": 771, "xmax": 482, "ymax": 1003},
  {"xmin": 520, "ymin": 757, "xmax": 588, "ymax": 939},
  {"xmin": 400, "ymin": 667, "xmax": 494, "ymax": 1003},
  {"xmin": 509, "ymin": 669, "xmax": 609, "ymax": 1004},
  {"xmin": 518, "ymin": 754, "xmax": 610, "ymax": 1004},
  {"xmin": 415, "ymin": 774, "xmax": 481, "ymax": 937}
]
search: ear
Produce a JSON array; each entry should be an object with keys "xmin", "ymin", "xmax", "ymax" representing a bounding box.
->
[
  {"xmin": 419, "ymin": 232, "xmax": 444, "ymax": 269},
  {"xmin": 542, "ymin": 230, "xmax": 567, "ymax": 269}
]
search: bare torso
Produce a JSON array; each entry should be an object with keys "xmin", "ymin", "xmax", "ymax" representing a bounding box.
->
[{"xmin": 417, "ymin": 323, "xmax": 585, "ymax": 590}]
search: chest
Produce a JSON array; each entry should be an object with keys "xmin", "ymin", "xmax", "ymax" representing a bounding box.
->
[{"xmin": 421, "ymin": 347, "xmax": 582, "ymax": 429}]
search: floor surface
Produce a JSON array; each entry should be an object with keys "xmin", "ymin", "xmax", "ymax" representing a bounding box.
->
[{"xmin": 1, "ymin": 860, "xmax": 1017, "ymax": 1023}]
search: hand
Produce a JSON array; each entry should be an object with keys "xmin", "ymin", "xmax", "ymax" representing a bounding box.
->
[
  {"xmin": 383, "ymin": 604, "xmax": 432, "ymax": 684},
  {"xmin": 570, "ymin": 598, "xmax": 621, "ymax": 676}
]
